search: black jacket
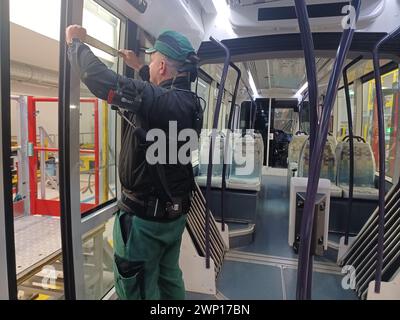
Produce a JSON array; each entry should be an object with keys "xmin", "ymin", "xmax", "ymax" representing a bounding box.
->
[{"xmin": 68, "ymin": 40, "xmax": 199, "ymax": 207}]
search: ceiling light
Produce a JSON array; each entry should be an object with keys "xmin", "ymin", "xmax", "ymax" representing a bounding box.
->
[
  {"xmin": 295, "ymin": 82, "xmax": 308, "ymax": 99},
  {"xmin": 248, "ymin": 71, "xmax": 259, "ymax": 98}
]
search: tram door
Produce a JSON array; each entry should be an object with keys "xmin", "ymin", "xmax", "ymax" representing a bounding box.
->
[
  {"xmin": 1, "ymin": 0, "xmax": 124, "ymax": 300},
  {"xmin": 268, "ymin": 101, "xmax": 296, "ymax": 168}
]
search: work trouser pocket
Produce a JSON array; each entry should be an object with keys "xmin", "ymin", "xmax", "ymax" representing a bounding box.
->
[{"xmin": 113, "ymin": 254, "xmax": 145, "ymax": 300}]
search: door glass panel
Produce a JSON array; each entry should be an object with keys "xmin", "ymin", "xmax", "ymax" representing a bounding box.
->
[
  {"xmin": 80, "ymin": 0, "xmax": 120, "ymax": 215},
  {"xmin": 363, "ymin": 68, "xmax": 399, "ymax": 178},
  {"xmin": 336, "ymin": 86, "xmax": 355, "ymax": 141},
  {"xmin": 82, "ymin": 216, "xmax": 115, "ymax": 299},
  {"xmin": 78, "ymin": 0, "xmax": 122, "ymax": 299},
  {"xmin": 10, "ymin": 0, "xmax": 65, "ymax": 300},
  {"xmin": 83, "ymin": 0, "xmax": 120, "ymax": 71}
]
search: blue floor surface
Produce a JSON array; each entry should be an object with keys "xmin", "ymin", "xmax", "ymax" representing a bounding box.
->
[{"xmin": 214, "ymin": 175, "xmax": 359, "ymax": 300}]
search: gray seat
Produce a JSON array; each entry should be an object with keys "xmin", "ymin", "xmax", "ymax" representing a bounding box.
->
[
  {"xmin": 298, "ymin": 139, "xmax": 342, "ymax": 197},
  {"xmin": 227, "ymin": 132, "xmax": 263, "ymax": 192},
  {"xmin": 287, "ymin": 135, "xmax": 308, "ymax": 189},
  {"xmin": 196, "ymin": 131, "xmax": 225, "ymax": 188},
  {"xmin": 336, "ymin": 141, "xmax": 379, "ymax": 200}
]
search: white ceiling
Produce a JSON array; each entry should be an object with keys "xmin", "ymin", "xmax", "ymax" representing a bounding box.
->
[{"xmin": 10, "ymin": 23, "xmax": 60, "ymax": 72}]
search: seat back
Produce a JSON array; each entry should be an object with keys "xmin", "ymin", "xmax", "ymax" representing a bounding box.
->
[
  {"xmin": 288, "ymin": 135, "xmax": 308, "ymax": 165},
  {"xmin": 327, "ymin": 135, "xmax": 337, "ymax": 150},
  {"xmin": 298, "ymin": 140, "xmax": 337, "ymax": 183},
  {"xmin": 336, "ymin": 141, "xmax": 376, "ymax": 187},
  {"xmin": 230, "ymin": 131, "xmax": 263, "ymax": 181},
  {"xmin": 198, "ymin": 131, "xmax": 226, "ymax": 178}
]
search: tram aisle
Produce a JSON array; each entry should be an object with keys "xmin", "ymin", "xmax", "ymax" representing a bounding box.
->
[{"xmin": 188, "ymin": 173, "xmax": 358, "ymax": 300}]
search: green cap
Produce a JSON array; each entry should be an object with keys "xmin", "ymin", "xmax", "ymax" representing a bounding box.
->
[{"xmin": 145, "ymin": 30, "xmax": 195, "ymax": 62}]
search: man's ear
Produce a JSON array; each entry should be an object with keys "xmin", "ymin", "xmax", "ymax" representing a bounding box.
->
[{"xmin": 159, "ymin": 60, "xmax": 167, "ymax": 76}]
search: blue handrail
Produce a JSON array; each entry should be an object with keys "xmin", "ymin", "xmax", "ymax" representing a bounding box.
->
[
  {"xmin": 294, "ymin": 0, "xmax": 318, "ymax": 160},
  {"xmin": 343, "ymin": 55, "xmax": 363, "ymax": 245},
  {"xmin": 295, "ymin": 0, "xmax": 361, "ymax": 300},
  {"xmin": 221, "ymin": 62, "xmax": 242, "ymax": 233},
  {"xmin": 372, "ymin": 26, "xmax": 400, "ymax": 293},
  {"xmin": 205, "ymin": 37, "xmax": 231, "ymax": 269}
]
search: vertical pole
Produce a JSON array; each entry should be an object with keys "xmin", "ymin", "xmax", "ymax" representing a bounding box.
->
[
  {"xmin": 296, "ymin": 0, "xmax": 361, "ymax": 300},
  {"xmin": 28, "ymin": 97, "xmax": 38, "ymax": 215},
  {"xmin": 94, "ymin": 100, "xmax": 100, "ymax": 206},
  {"xmin": 205, "ymin": 37, "xmax": 231, "ymax": 269},
  {"xmin": 40, "ymin": 128, "xmax": 47, "ymax": 200},
  {"xmin": 294, "ymin": 0, "xmax": 318, "ymax": 160},
  {"xmin": 221, "ymin": 63, "xmax": 241, "ymax": 233},
  {"xmin": 19, "ymin": 97, "xmax": 30, "ymax": 216},
  {"xmin": 343, "ymin": 56, "xmax": 363, "ymax": 244}
]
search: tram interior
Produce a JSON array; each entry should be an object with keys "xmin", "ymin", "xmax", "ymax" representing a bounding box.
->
[{"xmin": 2, "ymin": 0, "xmax": 400, "ymax": 300}]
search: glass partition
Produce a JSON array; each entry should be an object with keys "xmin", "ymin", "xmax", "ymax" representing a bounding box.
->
[
  {"xmin": 9, "ymin": 0, "xmax": 65, "ymax": 300},
  {"xmin": 362, "ymin": 68, "xmax": 400, "ymax": 178}
]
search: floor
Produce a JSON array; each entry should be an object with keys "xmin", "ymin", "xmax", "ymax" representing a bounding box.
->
[
  {"xmin": 187, "ymin": 173, "xmax": 359, "ymax": 300},
  {"xmin": 15, "ymin": 215, "xmax": 62, "ymax": 276},
  {"xmin": 15, "ymin": 170, "xmax": 358, "ymax": 300}
]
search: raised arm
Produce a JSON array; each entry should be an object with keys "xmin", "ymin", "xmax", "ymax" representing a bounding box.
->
[{"xmin": 66, "ymin": 25, "xmax": 155, "ymax": 113}]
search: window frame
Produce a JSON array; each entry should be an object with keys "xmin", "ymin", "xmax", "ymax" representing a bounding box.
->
[{"xmin": 0, "ymin": 0, "xmax": 18, "ymax": 300}]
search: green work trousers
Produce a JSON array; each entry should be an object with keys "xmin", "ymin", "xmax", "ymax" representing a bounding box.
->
[{"xmin": 113, "ymin": 210, "xmax": 187, "ymax": 300}]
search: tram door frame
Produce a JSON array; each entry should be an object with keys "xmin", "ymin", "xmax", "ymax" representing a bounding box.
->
[
  {"xmin": 0, "ymin": 0, "xmax": 18, "ymax": 300},
  {"xmin": 59, "ymin": 0, "xmax": 127, "ymax": 299}
]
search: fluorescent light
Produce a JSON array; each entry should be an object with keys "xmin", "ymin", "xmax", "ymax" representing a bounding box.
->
[
  {"xmin": 295, "ymin": 82, "xmax": 308, "ymax": 99},
  {"xmin": 248, "ymin": 71, "xmax": 259, "ymax": 98},
  {"xmin": 211, "ymin": 0, "xmax": 235, "ymax": 37}
]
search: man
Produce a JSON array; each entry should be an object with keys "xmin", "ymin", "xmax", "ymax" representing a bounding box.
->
[{"xmin": 66, "ymin": 26, "xmax": 202, "ymax": 300}]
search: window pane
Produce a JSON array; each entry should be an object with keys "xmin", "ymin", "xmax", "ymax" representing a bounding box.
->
[
  {"xmin": 10, "ymin": 2, "xmax": 65, "ymax": 299},
  {"xmin": 82, "ymin": 216, "xmax": 115, "ymax": 300},
  {"xmin": 274, "ymin": 109, "xmax": 294, "ymax": 134},
  {"xmin": 196, "ymin": 78, "xmax": 211, "ymax": 129},
  {"xmin": 78, "ymin": 1, "xmax": 121, "ymax": 299},
  {"xmin": 362, "ymin": 68, "xmax": 399, "ymax": 178},
  {"xmin": 79, "ymin": 0, "xmax": 120, "ymax": 215},
  {"xmin": 336, "ymin": 86, "xmax": 355, "ymax": 141},
  {"xmin": 82, "ymin": 0, "xmax": 120, "ymax": 70}
]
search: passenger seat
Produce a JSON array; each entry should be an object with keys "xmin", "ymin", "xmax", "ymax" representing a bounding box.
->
[
  {"xmin": 287, "ymin": 134, "xmax": 308, "ymax": 189},
  {"xmin": 227, "ymin": 131, "xmax": 264, "ymax": 192},
  {"xmin": 335, "ymin": 140, "xmax": 379, "ymax": 200},
  {"xmin": 298, "ymin": 139, "xmax": 343, "ymax": 197},
  {"xmin": 196, "ymin": 131, "xmax": 226, "ymax": 188}
]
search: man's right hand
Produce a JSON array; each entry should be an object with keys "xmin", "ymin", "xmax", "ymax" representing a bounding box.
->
[
  {"xmin": 66, "ymin": 25, "xmax": 87, "ymax": 45},
  {"xmin": 119, "ymin": 49, "xmax": 144, "ymax": 71}
]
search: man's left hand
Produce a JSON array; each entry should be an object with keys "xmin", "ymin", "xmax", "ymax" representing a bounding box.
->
[{"xmin": 66, "ymin": 25, "xmax": 87, "ymax": 45}]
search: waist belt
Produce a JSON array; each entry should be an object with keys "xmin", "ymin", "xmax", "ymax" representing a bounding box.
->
[{"xmin": 121, "ymin": 191, "xmax": 190, "ymax": 222}]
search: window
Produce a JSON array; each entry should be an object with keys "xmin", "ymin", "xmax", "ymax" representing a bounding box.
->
[
  {"xmin": 195, "ymin": 78, "xmax": 211, "ymax": 129},
  {"xmin": 9, "ymin": 1, "xmax": 65, "ymax": 300},
  {"xmin": 79, "ymin": 0, "xmax": 122, "ymax": 215},
  {"xmin": 77, "ymin": 0, "xmax": 125, "ymax": 300},
  {"xmin": 362, "ymin": 68, "xmax": 399, "ymax": 178},
  {"xmin": 274, "ymin": 109, "xmax": 294, "ymax": 134},
  {"xmin": 83, "ymin": 0, "xmax": 121, "ymax": 70},
  {"xmin": 336, "ymin": 86, "xmax": 355, "ymax": 141}
]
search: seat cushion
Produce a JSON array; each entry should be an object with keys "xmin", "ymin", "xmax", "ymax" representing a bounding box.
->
[
  {"xmin": 195, "ymin": 176, "xmax": 223, "ymax": 188},
  {"xmin": 227, "ymin": 177, "xmax": 261, "ymax": 192},
  {"xmin": 330, "ymin": 183, "xmax": 343, "ymax": 198},
  {"xmin": 342, "ymin": 186, "xmax": 379, "ymax": 200}
]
